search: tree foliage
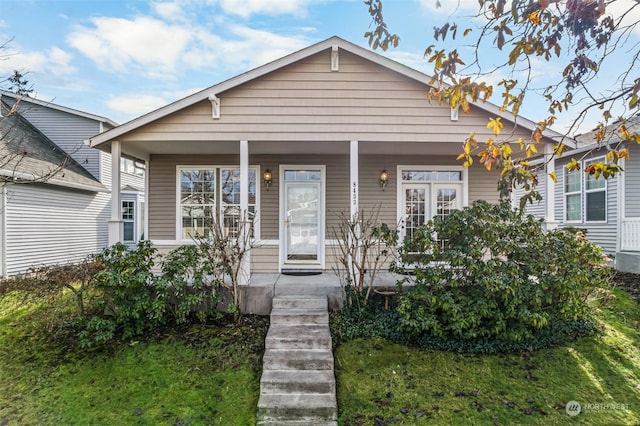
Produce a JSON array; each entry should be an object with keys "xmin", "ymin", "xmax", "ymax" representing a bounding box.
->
[{"xmin": 365, "ymin": 0, "xmax": 640, "ymax": 199}]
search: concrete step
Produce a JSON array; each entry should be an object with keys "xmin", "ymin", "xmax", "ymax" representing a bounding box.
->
[
  {"xmin": 260, "ymin": 370, "xmax": 335, "ymax": 394},
  {"xmin": 257, "ymin": 393, "xmax": 337, "ymax": 421},
  {"xmin": 270, "ymin": 309, "xmax": 329, "ymax": 326},
  {"xmin": 271, "ymin": 297, "xmax": 327, "ymax": 310},
  {"xmin": 262, "ymin": 349, "xmax": 334, "ymax": 371},
  {"xmin": 265, "ymin": 325, "xmax": 332, "ymax": 350}
]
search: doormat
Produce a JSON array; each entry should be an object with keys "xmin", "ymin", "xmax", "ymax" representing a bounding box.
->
[{"xmin": 281, "ymin": 271, "xmax": 323, "ymax": 276}]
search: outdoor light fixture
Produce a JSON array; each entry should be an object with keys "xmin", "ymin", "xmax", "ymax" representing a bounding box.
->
[
  {"xmin": 263, "ymin": 169, "xmax": 272, "ymax": 190},
  {"xmin": 379, "ymin": 169, "xmax": 388, "ymax": 190}
]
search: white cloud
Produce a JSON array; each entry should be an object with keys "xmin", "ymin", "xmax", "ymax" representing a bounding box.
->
[
  {"xmin": 151, "ymin": 1, "xmax": 187, "ymax": 22},
  {"xmin": 67, "ymin": 11, "xmax": 312, "ymax": 80},
  {"xmin": 48, "ymin": 46, "xmax": 76, "ymax": 75},
  {"xmin": 67, "ymin": 16, "xmax": 192, "ymax": 78},
  {"xmin": 106, "ymin": 87, "xmax": 203, "ymax": 117},
  {"xmin": 215, "ymin": 0, "xmax": 314, "ymax": 18},
  {"xmin": 106, "ymin": 93, "xmax": 169, "ymax": 115}
]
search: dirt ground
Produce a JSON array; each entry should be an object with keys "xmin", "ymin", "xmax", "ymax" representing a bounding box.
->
[{"xmin": 614, "ymin": 271, "xmax": 640, "ymax": 303}]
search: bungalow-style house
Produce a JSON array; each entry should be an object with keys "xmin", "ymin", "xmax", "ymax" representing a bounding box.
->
[
  {"xmin": 88, "ymin": 36, "xmax": 564, "ymax": 290},
  {"xmin": 0, "ymin": 92, "xmax": 146, "ymax": 276},
  {"xmin": 518, "ymin": 115, "xmax": 640, "ymax": 274}
]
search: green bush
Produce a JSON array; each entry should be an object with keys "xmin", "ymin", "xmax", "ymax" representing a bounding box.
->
[
  {"xmin": 80, "ymin": 242, "xmax": 221, "ymax": 347},
  {"xmin": 158, "ymin": 244, "xmax": 218, "ymax": 324},
  {"xmin": 395, "ymin": 201, "xmax": 611, "ymax": 343}
]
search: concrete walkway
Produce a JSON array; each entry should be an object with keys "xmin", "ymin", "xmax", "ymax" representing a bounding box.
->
[{"xmin": 257, "ymin": 291, "xmax": 338, "ymax": 425}]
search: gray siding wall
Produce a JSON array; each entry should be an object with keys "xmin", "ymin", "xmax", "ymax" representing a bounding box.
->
[
  {"xmin": 625, "ymin": 143, "xmax": 640, "ymax": 218},
  {"xmin": 15, "ymin": 102, "xmax": 102, "ymax": 180},
  {"xmin": 5, "ymin": 184, "xmax": 110, "ymax": 275},
  {"xmin": 516, "ymin": 169, "xmax": 547, "ymax": 219},
  {"xmin": 554, "ymin": 156, "xmax": 618, "ymax": 254}
]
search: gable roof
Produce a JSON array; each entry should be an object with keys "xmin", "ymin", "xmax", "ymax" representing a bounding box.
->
[
  {"xmin": 0, "ymin": 90, "xmax": 118, "ymax": 127},
  {"xmin": 89, "ymin": 36, "xmax": 567, "ymax": 148},
  {"xmin": 0, "ymin": 99, "xmax": 106, "ymax": 192}
]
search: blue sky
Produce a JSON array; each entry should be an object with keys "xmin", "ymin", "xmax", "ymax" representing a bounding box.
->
[{"xmin": 1, "ymin": 0, "xmax": 639, "ymax": 134}]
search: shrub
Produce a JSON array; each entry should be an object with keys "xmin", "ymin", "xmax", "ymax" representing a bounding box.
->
[
  {"xmin": 83, "ymin": 241, "xmax": 162, "ymax": 345},
  {"xmin": 395, "ymin": 201, "xmax": 611, "ymax": 343},
  {"xmin": 0, "ymin": 258, "xmax": 103, "ymax": 321},
  {"xmin": 158, "ymin": 244, "xmax": 218, "ymax": 324}
]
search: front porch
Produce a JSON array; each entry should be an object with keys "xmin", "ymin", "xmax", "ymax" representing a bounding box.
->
[{"xmin": 240, "ymin": 271, "xmax": 410, "ymax": 315}]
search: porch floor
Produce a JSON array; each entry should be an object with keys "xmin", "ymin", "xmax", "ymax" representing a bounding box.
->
[{"xmin": 241, "ymin": 271, "xmax": 411, "ymax": 315}]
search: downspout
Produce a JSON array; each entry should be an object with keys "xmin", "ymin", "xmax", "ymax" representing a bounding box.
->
[{"xmin": 0, "ymin": 183, "xmax": 6, "ymax": 278}]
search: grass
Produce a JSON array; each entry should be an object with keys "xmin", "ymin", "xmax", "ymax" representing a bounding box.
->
[
  {"xmin": 335, "ymin": 287, "xmax": 640, "ymax": 425},
  {"xmin": 0, "ymin": 295, "xmax": 268, "ymax": 425}
]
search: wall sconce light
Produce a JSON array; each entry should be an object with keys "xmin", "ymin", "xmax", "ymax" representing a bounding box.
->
[
  {"xmin": 263, "ymin": 169, "xmax": 272, "ymax": 190},
  {"xmin": 379, "ymin": 169, "xmax": 388, "ymax": 191}
]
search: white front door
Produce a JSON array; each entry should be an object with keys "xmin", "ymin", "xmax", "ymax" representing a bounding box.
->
[{"xmin": 281, "ymin": 167, "xmax": 324, "ymax": 268}]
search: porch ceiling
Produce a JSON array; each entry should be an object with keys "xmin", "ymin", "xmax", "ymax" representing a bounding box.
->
[{"xmin": 117, "ymin": 140, "xmax": 465, "ymax": 159}]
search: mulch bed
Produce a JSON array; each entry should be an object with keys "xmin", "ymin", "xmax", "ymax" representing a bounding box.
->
[{"xmin": 613, "ymin": 272, "xmax": 640, "ymax": 303}]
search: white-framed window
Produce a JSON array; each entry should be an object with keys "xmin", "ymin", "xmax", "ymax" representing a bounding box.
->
[
  {"xmin": 563, "ymin": 157, "xmax": 607, "ymax": 223},
  {"xmin": 398, "ymin": 167, "xmax": 465, "ymax": 249},
  {"xmin": 564, "ymin": 168, "xmax": 582, "ymax": 222},
  {"xmin": 585, "ymin": 158, "xmax": 606, "ymax": 222},
  {"xmin": 120, "ymin": 157, "xmax": 145, "ymax": 177},
  {"xmin": 177, "ymin": 166, "xmax": 258, "ymax": 241},
  {"xmin": 122, "ymin": 200, "xmax": 135, "ymax": 242},
  {"xmin": 220, "ymin": 167, "xmax": 257, "ymax": 237}
]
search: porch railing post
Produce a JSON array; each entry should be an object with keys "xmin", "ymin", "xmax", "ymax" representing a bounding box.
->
[
  {"xmin": 239, "ymin": 140, "xmax": 250, "ymax": 286},
  {"xmin": 108, "ymin": 140, "xmax": 122, "ymax": 245}
]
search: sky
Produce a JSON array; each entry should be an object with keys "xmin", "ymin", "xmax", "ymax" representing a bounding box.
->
[{"xmin": 1, "ymin": 0, "xmax": 639, "ymax": 134}]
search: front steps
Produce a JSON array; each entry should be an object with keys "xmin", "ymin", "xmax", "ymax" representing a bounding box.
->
[{"xmin": 257, "ymin": 295, "xmax": 338, "ymax": 426}]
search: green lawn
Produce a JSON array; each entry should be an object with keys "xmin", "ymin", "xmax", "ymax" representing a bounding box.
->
[
  {"xmin": 0, "ymin": 297, "xmax": 267, "ymax": 425},
  {"xmin": 335, "ymin": 287, "xmax": 640, "ymax": 425},
  {"xmin": 3, "ymin": 284, "xmax": 640, "ymax": 425}
]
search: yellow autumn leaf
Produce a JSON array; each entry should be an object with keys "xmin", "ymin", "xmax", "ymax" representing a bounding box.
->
[
  {"xmin": 487, "ymin": 117, "xmax": 504, "ymax": 136},
  {"xmin": 533, "ymin": 128, "xmax": 543, "ymax": 143},
  {"xmin": 549, "ymin": 171, "xmax": 557, "ymax": 183}
]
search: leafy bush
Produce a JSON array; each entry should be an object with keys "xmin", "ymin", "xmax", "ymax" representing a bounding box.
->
[
  {"xmin": 80, "ymin": 242, "xmax": 222, "ymax": 347},
  {"xmin": 158, "ymin": 244, "xmax": 218, "ymax": 323},
  {"xmin": 330, "ymin": 286, "xmax": 407, "ymax": 345},
  {"xmin": 82, "ymin": 241, "xmax": 162, "ymax": 345},
  {"xmin": 395, "ymin": 201, "xmax": 611, "ymax": 343}
]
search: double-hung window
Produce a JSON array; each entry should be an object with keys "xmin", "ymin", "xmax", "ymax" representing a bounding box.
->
[
  {"xmin": 585, "ymin": 159, "xmax": 606, "ymax": 221},
  {"xmin": 563, "ymin": 157, "xmax": 607, "ymax": 223},
  {"xmin": 564, "ymin": 169, "xmax": 582, "ymax": 222},
  {"xmin": 178, "ymin": 166, "xmax": 258, "ymax": 241},
  {"xmin": 122, "ymin": 200, "xmax": 135, "ymax": 242},
  {"xmin": 179, "ymin": 168, "xmax": 216, "ymax": 239},
  {"xmin": 220, "ymin": 168, "xmax": 257, "ymax": 237}
]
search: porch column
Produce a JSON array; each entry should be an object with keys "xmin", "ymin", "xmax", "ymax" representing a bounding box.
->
[
  {"xmin": 108, "ymin": 140, "xmax": 122, "ymax": 245},
  {"xmin": 543, "ymin": 143, "xmax": 558, "ymax": 231},
  {"xmin": 239, "ymin": 140, "xmax": 250, "ymax": 286},
  {"xmin": 350, "ymin": 140, "xmax": 359, "ymax": 217}
]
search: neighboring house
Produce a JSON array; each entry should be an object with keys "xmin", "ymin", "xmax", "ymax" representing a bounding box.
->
[
  {"xmin": 517, "ymin": 114, "xmax": 640, "ymax": 274},
  {"xmin": 0, "ymin": 92, "xmax": 145, "ymax": 276},
  {"xmin": 88, "ymin": 36, "xmax": 563, "ymax": 283}
]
